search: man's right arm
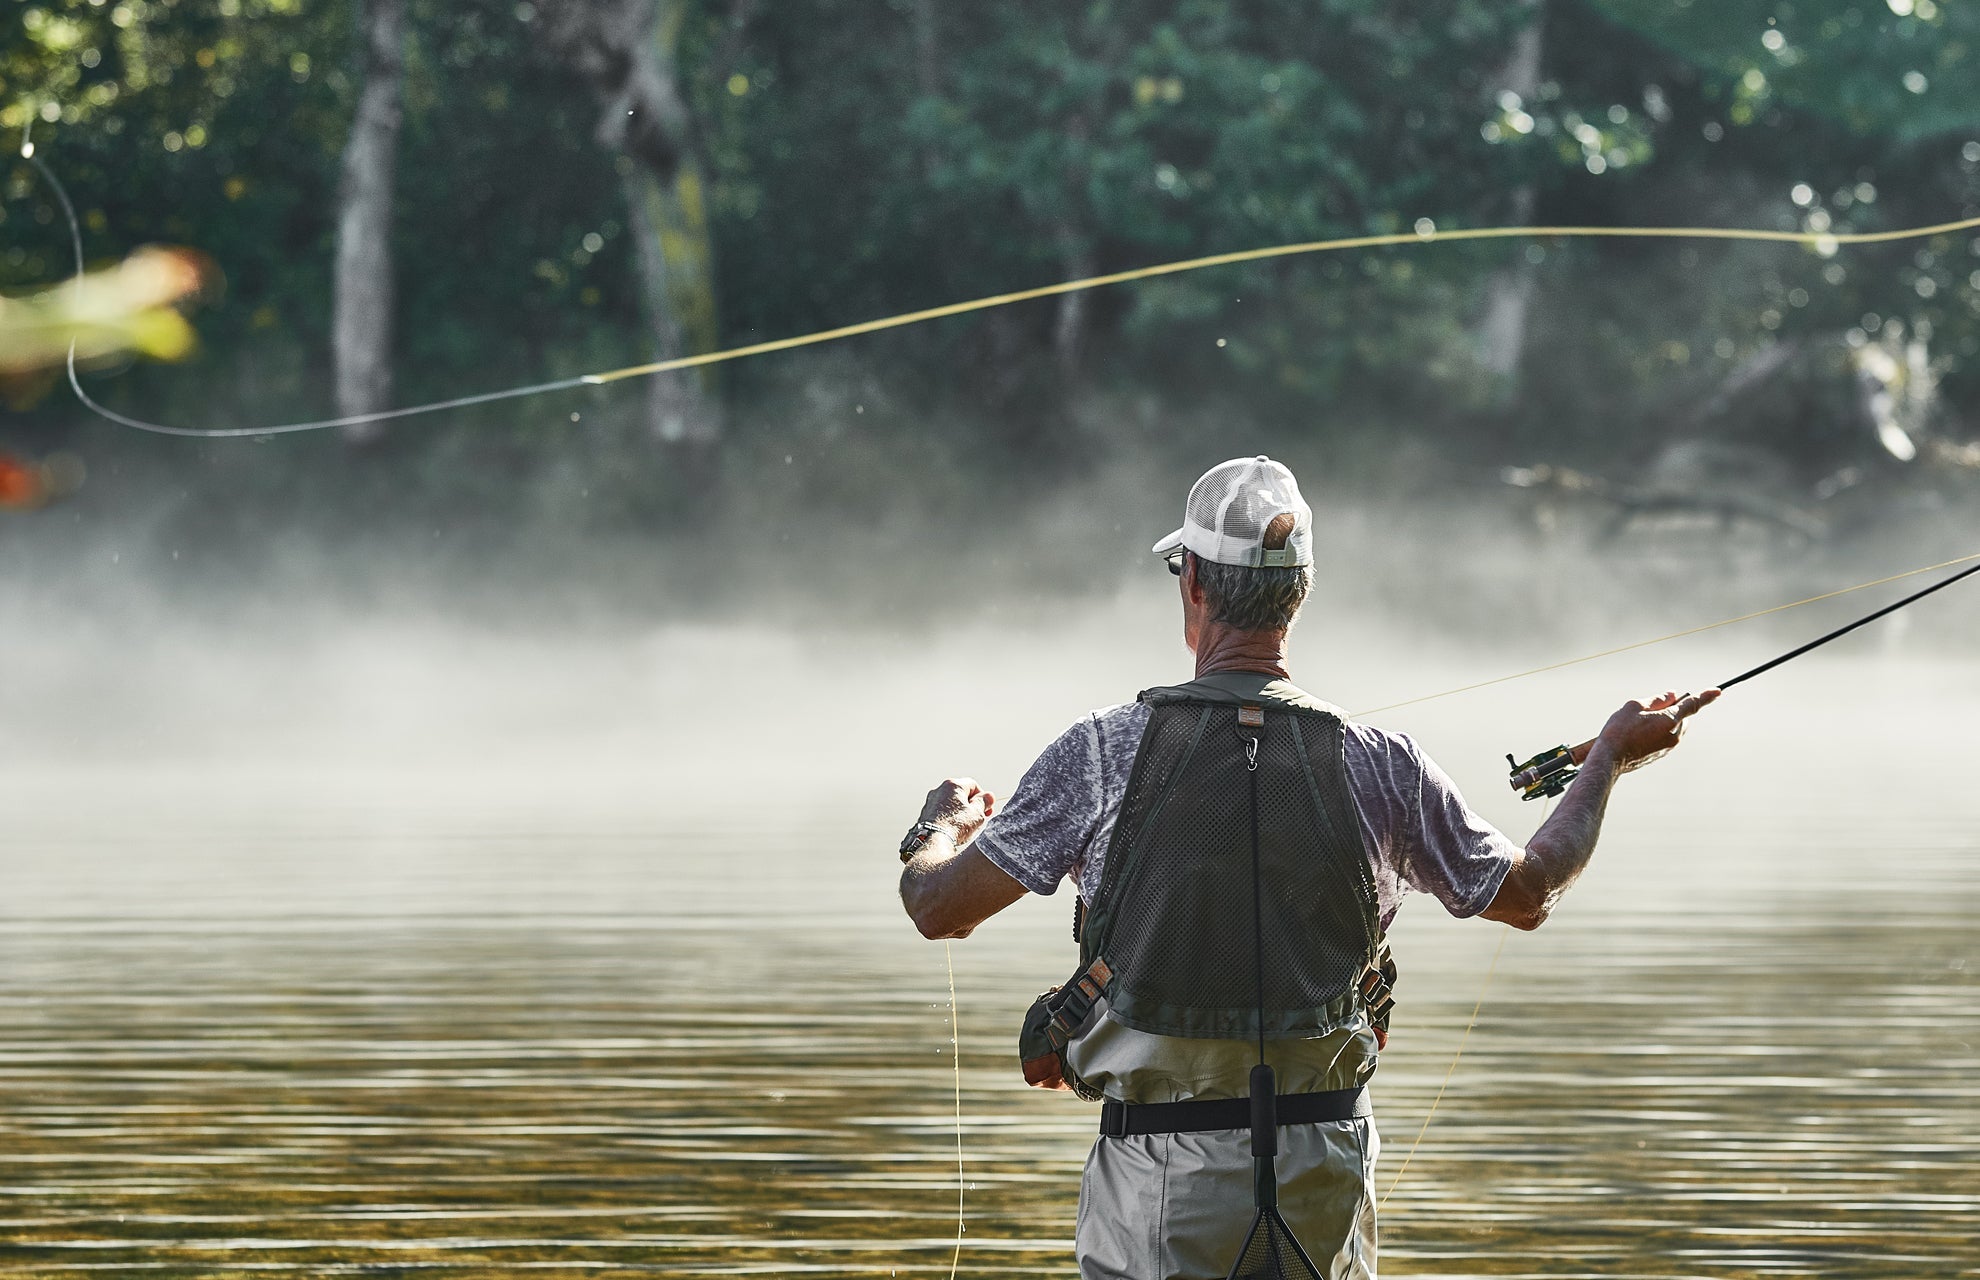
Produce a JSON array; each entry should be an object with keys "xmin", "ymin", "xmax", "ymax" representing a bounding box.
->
[
  {"xmin": 1481, "ymin": 688, "xmax": 1718, "ymax": 931},
  {"xmin": 898, "ymin": 712, "xmax": 1108, "ymax": 941},
  {"xmin": 900, "ymin": 821, "xmax": 1028, "ymax": 940}
]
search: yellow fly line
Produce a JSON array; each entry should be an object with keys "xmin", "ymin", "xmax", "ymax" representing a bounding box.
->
[
  {"xmin": 37, "ymin": 104, "xmax": 1980, "ymax": 440},
  {"xmin": 581, "ymin": 214, "xmax": 1980, "ymax": 387},
  {"xmin": 1378, "ymin": 924, "xmax": 1511, "ymax": 1212},
  {"xmin": 943, "ymin": 940, "xmax": 964, "ymax": 1280}
]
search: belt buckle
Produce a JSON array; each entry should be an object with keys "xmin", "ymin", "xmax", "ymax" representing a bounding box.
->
[{"xmin": 1098, "ymin": 1100, "xmax": 1127, "ymax": 1138}]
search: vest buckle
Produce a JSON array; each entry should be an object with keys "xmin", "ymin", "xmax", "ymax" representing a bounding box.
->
[{"xmin": 1359, "ymin": 944, "xmax": 1399, "ymax": 1028}]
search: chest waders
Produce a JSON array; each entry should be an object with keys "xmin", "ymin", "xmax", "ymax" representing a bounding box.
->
[{"xmin": 1015, "ymin": 675, "xmax": 1398, "ymax": 1278}]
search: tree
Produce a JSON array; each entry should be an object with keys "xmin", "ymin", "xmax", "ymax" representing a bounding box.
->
[
  {"xmin": 539, "ymin": 0, "xmax": 721, "ymax": 446},
  {"xmin": 333, "ymin": 0, "xmax": 407, "ymax": 438},
  {"xmin": 1473, "ymin": 0, "xmax": 1547, "ymax": 385},
  {"xmin": 894, "ymin": 3, "xmax": 1537, "ymax": 413}
]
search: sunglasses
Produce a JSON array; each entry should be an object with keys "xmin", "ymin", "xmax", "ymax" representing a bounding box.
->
[{"xmin": 1164, "ymin": 549, "xmax": 1186, "ymax": 577}]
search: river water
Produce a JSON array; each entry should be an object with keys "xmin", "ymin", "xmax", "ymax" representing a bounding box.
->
[{"xmin": 1, "ymin": 602, "xmax": 1975, "ymax": 1276}]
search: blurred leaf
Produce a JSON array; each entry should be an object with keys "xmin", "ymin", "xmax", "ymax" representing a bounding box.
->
[{"xmin": 0, "ymin": 246, "xmax": 208, "ymax": 374}]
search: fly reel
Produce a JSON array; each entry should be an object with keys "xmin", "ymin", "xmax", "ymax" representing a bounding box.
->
[{"xmin": 1506, "ymin": 744, "xmax": 1579, "ymax": 801}]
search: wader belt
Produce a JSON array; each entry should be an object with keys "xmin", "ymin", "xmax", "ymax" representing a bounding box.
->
[{"xmin": 1098, "ymin": 1086, "xmax": 1370, "ymax": 1138}]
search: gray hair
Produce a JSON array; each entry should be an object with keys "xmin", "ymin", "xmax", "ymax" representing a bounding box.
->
[{"xmin": 1193, "ymin": 554, "xmax": 1312, "ymax": 632}]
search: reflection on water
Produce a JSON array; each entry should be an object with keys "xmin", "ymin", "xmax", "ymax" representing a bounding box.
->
[{"xmin": 0, "ymin": 628, "xmax": 1975, "ymax": 1277}]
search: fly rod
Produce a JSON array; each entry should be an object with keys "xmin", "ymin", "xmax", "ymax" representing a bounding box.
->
[{"xmin": 1506, "ymin": 556, "xmax": 1980, "ymax": 800}]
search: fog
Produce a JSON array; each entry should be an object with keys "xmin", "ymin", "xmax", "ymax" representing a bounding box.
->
[{"xmin": 5, "ymin": 485, "xmax": 1975, "ymax": 931}]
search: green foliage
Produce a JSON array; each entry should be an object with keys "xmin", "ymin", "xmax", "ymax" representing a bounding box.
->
[
  {"xmin": 3, "ymin": 0, "xmax": 1979, "ymax": 534},
  {"xmin": 1591, "ymin": 0, "xmax": 1980, "ymax": 141}
]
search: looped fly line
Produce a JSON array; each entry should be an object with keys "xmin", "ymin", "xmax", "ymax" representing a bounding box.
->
[{"xmin": 23, "ymin": 147, "xmax": 1980, "ymax": 439}]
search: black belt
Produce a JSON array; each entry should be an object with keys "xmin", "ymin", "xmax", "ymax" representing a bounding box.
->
[{"xmin": 1098, "ymin": 1086, "xmax": 1370, "ymax": 1138}]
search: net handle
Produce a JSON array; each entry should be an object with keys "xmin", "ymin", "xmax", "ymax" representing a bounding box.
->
[{"xmin": 1244, "ymin": 720, "xmax": 1279, "ymax": 1201}]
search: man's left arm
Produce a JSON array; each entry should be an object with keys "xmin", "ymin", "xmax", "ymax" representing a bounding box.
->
[{"xmin": 898, "ymin": 778, "xmax": 1028, "ymax": 939}]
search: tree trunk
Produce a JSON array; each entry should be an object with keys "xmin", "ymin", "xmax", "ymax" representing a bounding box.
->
[
  {"xmin": 912, "ymin": 0, "xmax": 938, "ymax": 94},
  {"xmin": 1053, "ymin": 220, "xmax": 1095, "ymax": 382},
  {"xmin": 332, "ymin": 0, "xmax": 405, "ymax": 441},
  {"xmin": 1052, "ymin": 113, "xmax": 1095, "ymax": 383},
  {"xmin": 1474, "ymin": 0, "xmax": 1545, "ymax": 384},
  {"xmin": 622, "ymin": 167, "xmax": 715, "ymax": 443},
  {"xmin": 542, "ymin": 0, "xmax": 720, "ymax": 446},
  {"xmin": 912, "ymin": 0, "xmax": 940, "ymax": 180}
]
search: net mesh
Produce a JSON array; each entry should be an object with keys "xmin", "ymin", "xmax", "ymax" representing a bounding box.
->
[
  {"xmin": 1227, "ymin": 1206, "xmax": 1328, "ymax": 1280},
  {"xmin": 1098, "ymin": 701, "xmax": 1379, "ymax": 1039},
  {"xmin": 1178, "ymin": 456, "xmax": 1312, "ymax": 567}
]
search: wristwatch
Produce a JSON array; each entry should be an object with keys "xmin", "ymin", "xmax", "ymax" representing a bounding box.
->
[{"xmin": 899, "ymin": 820, "xmax": 950, "ymax": 862}]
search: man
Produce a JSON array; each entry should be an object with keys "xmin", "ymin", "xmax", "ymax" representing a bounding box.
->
[{"xmin": 897, "ymin": 456, "xmax": 1717, "ymax": 1279}]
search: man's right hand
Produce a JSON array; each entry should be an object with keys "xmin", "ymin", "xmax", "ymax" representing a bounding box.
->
[
  {"xmin": 918, "ymin": 777, "xmax": 998, "ymax": 847},
  {"xmin": 1487, "ymin": 687, "xmax": 1721, "ymax": 932},
  {"xmin": 1595, "ymin": 688, "xmax": 1721, "ymax": 772},
  {"xmin": 901, "ymin": 778, "xmax": 1025, "ymax": 941}
]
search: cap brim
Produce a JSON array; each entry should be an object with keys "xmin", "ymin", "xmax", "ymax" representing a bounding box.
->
[{"xmin": 1150, "ymin": 528, "xmax": 1186, "ymax": 558}]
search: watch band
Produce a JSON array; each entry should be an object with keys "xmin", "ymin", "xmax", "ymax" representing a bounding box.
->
[{"xmin": 899, "ymin": 820, "xmax": 950, "ymax": 862}]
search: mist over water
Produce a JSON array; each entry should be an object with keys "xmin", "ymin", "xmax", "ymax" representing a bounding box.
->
[{"xmin": 1, "ymin": 504, "xmax": 1976, "ymax": 1276}]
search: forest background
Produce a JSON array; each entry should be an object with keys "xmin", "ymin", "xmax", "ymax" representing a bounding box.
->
[{"xmin": 5, "ymin": 0, "xmax": 1980, "ymax": 620}]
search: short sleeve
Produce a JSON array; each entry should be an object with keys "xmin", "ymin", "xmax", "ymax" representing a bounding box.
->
[
  {"xmin": 973, "ymin": 716, "xmax": 1105, "ymax": 897},
  {"xmin": 1361, "ymin": 729, "xmax": 1519, "ymax": 919}
]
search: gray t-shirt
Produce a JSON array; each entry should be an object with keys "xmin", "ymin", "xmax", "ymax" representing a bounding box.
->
[{"xmin": 975, "ymin": 699, "xmax": 1518, "ymax": 928}]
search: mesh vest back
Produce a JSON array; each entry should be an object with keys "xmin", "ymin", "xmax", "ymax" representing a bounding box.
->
[{"xmin": 1082, "ymin": 676, "xmax": 1381, "ymax": 1041}]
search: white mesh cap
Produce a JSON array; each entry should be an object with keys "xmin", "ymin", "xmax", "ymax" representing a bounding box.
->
[{"xmin": 1151, "ymin": 455, "xmax": 1313, "ymax": 568}]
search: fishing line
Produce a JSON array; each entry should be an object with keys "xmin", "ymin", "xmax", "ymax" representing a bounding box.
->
[
  {"xmin": 21, "ymin": 147, "xmax": 597, "ymax": 436},
  {"xmin": 943, "ymin": 939, "xmax": 964, "ymax": 1280},
  {"xmin": 1352, "ymin": 550, "xmax": 1980, "ymax": 718},
  {"xmin": 1373, "ymin": 803, "xmax": 1537, "ymax": 1220},
  {"xmin": 26, "ymin": 148, "xmax": 80, "ymax": 282},
  {"xmin": 1717, "ymin": 554, "xmax": 1980, "ymax": 688},
  {"xmin": 22, "ymin": 142, "xmax": 1980, "ymax": 438},
  {"xmin": 1376, "ymin": 925, "xmax": 1510, "ymax": 1213}
]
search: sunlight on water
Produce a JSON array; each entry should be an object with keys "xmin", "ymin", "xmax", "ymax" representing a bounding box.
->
[{"xmin": 0, "ymin": 606, "xmax": 1974, "ymax": 1277}]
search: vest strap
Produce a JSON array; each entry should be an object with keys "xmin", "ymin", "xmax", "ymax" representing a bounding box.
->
[{"xmin": 1097, "ymin": 1086, "xmax": 1370, "ymax": 1138}]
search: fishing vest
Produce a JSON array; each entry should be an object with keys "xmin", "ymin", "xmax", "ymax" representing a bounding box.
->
[{"xmin": 1020, "ymin": 672, "xmax": 1396, "ymax": 1094}]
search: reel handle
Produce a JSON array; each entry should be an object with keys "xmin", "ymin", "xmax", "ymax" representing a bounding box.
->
[{"xmin": 1506, "ymin": 738, "xmax": 1595, "ymax": 801}]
